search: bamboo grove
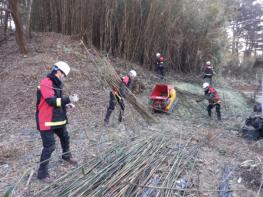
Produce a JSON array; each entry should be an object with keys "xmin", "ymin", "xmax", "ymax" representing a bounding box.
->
[{"xmin": 31, "ymin": 0, "xmax": 229, "ymax": 73}]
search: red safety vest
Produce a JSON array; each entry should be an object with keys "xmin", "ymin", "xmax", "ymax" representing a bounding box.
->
[{"xmin": 36, "ymin": 75, "xmax": 70, "ymax": 131}]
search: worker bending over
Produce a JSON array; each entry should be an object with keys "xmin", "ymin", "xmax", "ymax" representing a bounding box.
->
[
  {"xmin": 104, "ymin": 70, "xmax": 137, "ymax": 126},
  {"xmin": 202, "ymin": 82, "xmax": 221, "ymax": 121}
]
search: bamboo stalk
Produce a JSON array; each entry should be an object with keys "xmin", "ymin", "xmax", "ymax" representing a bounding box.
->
[
  {"xmin": 80, "ymin": 39, "xmax": 157, "ymax": 124},
  {"xmin": 33, "ymin": 133, "xmax": 226, "ymax": 197},
  {"xmin": 125, "ymin": 182, "xmax": 248, "ymax": 193}
]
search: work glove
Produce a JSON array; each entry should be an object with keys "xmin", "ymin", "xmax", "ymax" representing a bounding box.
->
[
  {"xmin": 66, "ymin": 103, "xmax": 75, "ymax": 109},
  {"xmin": 69, "ymin": 94, "xmax": 79, "ymax": 103}
]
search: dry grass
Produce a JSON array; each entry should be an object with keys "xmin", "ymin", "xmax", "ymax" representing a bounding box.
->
[
  {"xmin": 0, "ymin": 145, "xmax": 21, "ymax": 164},
  {"xmin": 0, "ymin": 33, "xmax": 263, "ymax": 196}
]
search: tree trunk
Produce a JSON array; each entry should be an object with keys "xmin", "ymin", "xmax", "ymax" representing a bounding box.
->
[
  {"xmin": 231, "ymin": 24, "xmax": 236, "ymax": 55},
  {"xmin": 0, "ymin": 3, "xmax": 10, "ymax": 37},
  {"xmin": 9, "ymin": 0, "xmax": 28, "ymax": 54},
  {"xmin": 26, "ymin": 0, "xmax": 33, "ymax": 38},
  {"xmin": 231, "ymin": 23, "xmax": 239, "ymax": 58},
  {"xmin": 3, "ymin": 9, "xmax": 9, "ymax": 36}
]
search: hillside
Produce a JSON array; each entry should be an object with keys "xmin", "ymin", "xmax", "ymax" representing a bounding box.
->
[{"xmin": 0, "ymin": 33, "xmax": 262, "ymax": 196}]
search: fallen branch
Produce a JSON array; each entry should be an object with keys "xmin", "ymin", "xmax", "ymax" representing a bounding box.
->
[
  {"xmin": 26, "ymin": 169, "xmax": 34, "ymax": 186},
  {"xmin": 125, "ymin": 181, "xmax": 248, "ymax": 193}
]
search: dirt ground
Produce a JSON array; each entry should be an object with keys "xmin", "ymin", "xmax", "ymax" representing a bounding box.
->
[{"xmin": 0, "ymin": 33, "xmax": 263, "ymax": 196}]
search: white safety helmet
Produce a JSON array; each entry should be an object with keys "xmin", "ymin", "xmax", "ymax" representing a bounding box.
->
[
  {"xmin": 54, "ymin": 61, "xmax": 70, "ymax": 76},
  {"xmin": 202, "ymin": 82, "xmax": 209, "ymax": 90},
  {"xmin": 206, "ymin": 61, "xmax": 211, "ymax": 65},
  {"xmin": 156, "ymin": 53, "xmax": 161, "ymax": 58},
  {"xmin": 128, "ymin": 70, "xmax": 137, "ymax": 78}
]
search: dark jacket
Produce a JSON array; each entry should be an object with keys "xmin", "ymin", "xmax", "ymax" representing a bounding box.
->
[
  {"xmin": 203, "ymin": 64, "xmax": 214, "ymax": 77},
  {"xmin": 156, "ymin": 56, "xmax": 164, "ymax": 67},
  {"xmin": 36, "ymin": 73, "xmax": 70, "ymax": 131}
]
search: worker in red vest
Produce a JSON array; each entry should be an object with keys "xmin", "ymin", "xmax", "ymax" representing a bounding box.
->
[
  {"xmin": 156, "ymin": 53, "xmax": 165, "ymax": 79},
  {"xmin": 104, "ymin": 70, "xmax": 137, "ymax": 126},
  {"xmin": 202, "ymin": 61, "xmax": 215, "ymax": 85},
  {"xmin": 36, "ymin": 61, "xmax": 79, "ymax": 182},
  {"xmin": 203, "ymin": 82, "xmax": 221, "ymax": 121}
]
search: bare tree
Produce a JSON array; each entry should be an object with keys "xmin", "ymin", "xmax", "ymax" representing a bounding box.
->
[
  {"xmin": 25, "ymin": 0, "xmax": 33, "ymax": 38},
  {"xmin": 0, "ymin": 0, "xmax": 10, "ymax": 39},
  {"xmin": 230, "ymin": 0, "xmax": 263, "ymax": 56},
  {"xmin": 9, "ymin": 0, "xmax": 28, "ymax": 54}
]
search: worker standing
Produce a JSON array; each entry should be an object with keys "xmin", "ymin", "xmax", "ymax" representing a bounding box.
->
[
  {"xmin": 202, "ymin": 82, "xmax": 221, "ymax": 121},
  {"xmin": 202, "ymin": 61, "xmax": 215, "ymax": 85},
  {"xmin": 156, "ymin": 53, "xmax": 165, "ymax": 79},
  {"xmin": 36, "ymin": 61, "xmax": 79, "ymax": 182},
  {"xmin": 104, "ymin": 70, "xmax": 137, "ymax": 126}
]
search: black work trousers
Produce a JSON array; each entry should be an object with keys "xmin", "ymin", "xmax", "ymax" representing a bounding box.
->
[
  {"xmin": 104, "ymin": 92, "xmax": 125, "ymax": 123},
  {"xmin": 203, "ymin": 75, "xmax": 213, "ymax": 85},
  {"xmin": 37, "ymin": 127, "xmax": 71, "ymax": 179},
  {"xmin": 207, "ymin": 103, "xmax": 221, "ymax": 120},
  {"xmin": 156, "ymin": 65, "xmax": 164, "ymax": 79}
]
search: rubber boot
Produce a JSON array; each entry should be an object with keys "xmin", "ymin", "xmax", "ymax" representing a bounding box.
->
[{"xmin": 208, "ymin": 109, "xmax": 212, "ymax": 118}]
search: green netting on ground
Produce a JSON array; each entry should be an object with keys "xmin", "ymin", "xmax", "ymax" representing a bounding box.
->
[{"xmin": 171, "ymin": 80, "xmax": 252, "ymax": 119}]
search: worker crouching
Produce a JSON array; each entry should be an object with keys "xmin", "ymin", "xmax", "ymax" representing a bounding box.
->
[{"xmin": 202, "ymin": 82, "xmax": 221, "ymax": 121}]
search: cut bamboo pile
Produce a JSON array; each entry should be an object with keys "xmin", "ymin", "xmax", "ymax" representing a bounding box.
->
[
  {"xmin": 81, "ymin": 40, "xmax": 157, "ymax": 123},
  {"xmin": 34, "ymin": 136, "xmax": 200, "ymax": 197}
]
